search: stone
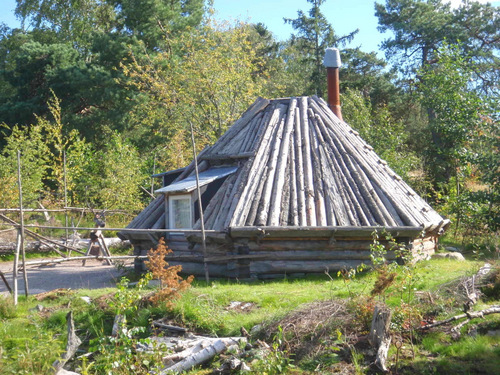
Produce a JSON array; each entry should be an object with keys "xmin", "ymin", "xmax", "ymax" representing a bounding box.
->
[
  {"xmin": 250, "ymin": 324, "xmax": 263, "ymax": 336},
  {"xmin": 432, "ymin": 252, "xmax": 465, "ymax": 261},
  {"xmin": 79, "ymin": 296, "xmax": 91, "ymax": 304},
  {"xmin": 30, "ymin": 304, "xmax": 44, "ymax": 312}
]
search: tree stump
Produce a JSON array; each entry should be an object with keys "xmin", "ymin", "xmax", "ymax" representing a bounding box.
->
[{"xmin": 368, "ymin": 304, "xmax": 392, "ymax": 372}]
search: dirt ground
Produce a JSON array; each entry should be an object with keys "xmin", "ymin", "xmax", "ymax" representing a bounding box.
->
[{"xmin": 0, "ymin": 258, "xmax": 133, "ymax": 296}]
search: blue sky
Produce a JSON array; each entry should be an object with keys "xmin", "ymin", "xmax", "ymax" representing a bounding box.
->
[{"xmin": 1, "ymin": 0, "xmax": 499, "ymax": 57}]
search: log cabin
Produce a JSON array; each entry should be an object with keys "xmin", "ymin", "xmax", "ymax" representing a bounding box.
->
[{"xmin": 119, "ymin": 49, "xmax": 449, "ymax": 279}]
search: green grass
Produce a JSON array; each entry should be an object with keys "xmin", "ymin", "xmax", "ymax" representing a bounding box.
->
[
  {"xmin": 169, "ymin": 259, "xmax": 481, "ymax": 336},
  {"xmin": 0, "ymin": 257, "xmax": 496, "ymax": 374}
]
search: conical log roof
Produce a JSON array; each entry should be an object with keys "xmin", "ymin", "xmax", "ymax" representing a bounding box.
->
[{"xmin": 125, "ymin": 96, "xmax": 448, "ymax": 236}]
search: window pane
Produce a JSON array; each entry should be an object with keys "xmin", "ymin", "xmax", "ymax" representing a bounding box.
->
[{"xmin": 171, "ymin": 198, "xmax": 191, "ymax": 229}]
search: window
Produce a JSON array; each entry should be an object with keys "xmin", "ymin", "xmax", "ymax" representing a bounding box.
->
[{"xmin": 169, "ymin": 195, "xmax": 192, "ymax": 229}]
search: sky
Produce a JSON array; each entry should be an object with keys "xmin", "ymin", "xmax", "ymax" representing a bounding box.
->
[{"xmin": 1, "ymin": 0, "xmax": 499, "ymax": 58}]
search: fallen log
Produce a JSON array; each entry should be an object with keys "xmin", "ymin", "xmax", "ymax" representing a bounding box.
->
[
  {"xmin": 160, "ymin": 336, "xmax": 247, "ymax": 374},
  {"xmin": 152, "ymin": 321, "xmax": 187, "ymax": 333},
  {"xmin": 53, "ymin": 311, "xmax": 82, "ymax": 374},
  {"xmin": 419, "ymin": 306, "xmax": 500, "ymax": 331}
]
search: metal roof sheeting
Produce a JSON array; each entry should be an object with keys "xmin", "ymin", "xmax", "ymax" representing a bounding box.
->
[{"xmin": 154, "ymin": 166, "xmax": 238, "ymax": 194}]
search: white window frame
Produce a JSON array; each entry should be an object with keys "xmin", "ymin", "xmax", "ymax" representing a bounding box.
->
[{"xmin": 168, "ymin": 194, "xmax": 192, "ymax": 230}]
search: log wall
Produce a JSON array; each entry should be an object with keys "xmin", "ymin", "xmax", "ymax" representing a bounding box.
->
[{"xmin": 130, "ymin": 232, "xmax": 433, "ymax": 279}]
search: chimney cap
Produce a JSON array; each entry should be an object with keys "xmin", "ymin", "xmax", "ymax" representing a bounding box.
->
[{"xmin": 323, "ymin": 48, "xmax": 341, "ymax": 68}]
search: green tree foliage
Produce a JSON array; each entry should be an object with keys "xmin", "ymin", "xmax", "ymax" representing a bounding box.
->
[
  {"xmin": 375, "ymin": 0, "xmax": 500, "ymax": 90},
  {"xmin": 95, "ymin": 132, "xmax": 146, "ymax": 210},
  {"xmin": 124, "ymin": 20, "xmax": 277, "ymax": 168},
  {"xmin": 110, "ymin": 0, "xmax": 204, "ymax": 49},
  {"xmin": 15, "ymin": 0, "xmax": 116, "ymax": 49},
  {"xmin": 339, "ymin": 48, "xmax": 398, "ymax": 107},
  {"xmin": 418, "ymin": 43, "xmax": 499, "ymax": 233},
  {"xmin": 342, "ymin": 88, "xmax": 420, "ymax": 183},
  {"xmin": 420, "ymin": 45, "xmax": 498, "ymax": 233},
  {"xmin": 284, "ymin": 0, "xmax": 358, "ymax": 96},
  {"xmin": 1, "ymin": 0, "xmax": 206, "ymax": 147},
  {"xmin": 0, "ymin": 92, "xmax": 147, "ymax": 210},
  {"xmin": 0, "ymin": 122, "xmax": 49, "ymax": 207}
]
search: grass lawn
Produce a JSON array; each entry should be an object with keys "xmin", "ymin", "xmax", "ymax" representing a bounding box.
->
[{"xmin": 0, "ymin": 257, "xmax": 498, "ymax": 374}]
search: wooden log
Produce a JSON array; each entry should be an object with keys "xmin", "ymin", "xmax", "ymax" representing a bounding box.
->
[
  {"xmin": 279, "ymin": 162, "xmax": 291, "ymax": 226},
  {"xmin": 256, "ymin": 107, "xmax": 287, "ymax": 226},
  {"xmin": 368, "ymin": 304, "xmax": 392, "ymax": 373},
  {"xmin": 299, "ymin": 97, "xmax": 316, "ymax": 226},
  {"xmin": 289, "ymin": 128, "xmax": 298, "ymax": 226},
  {"xmin": 311, "ymin": 96, "xmax": 428, "ymax": 226},
  {"xmin": 214, "ymin": 176, "xmax": 241, "ymax": 230},
  {"xmin": 269, "ymin": 98, "xmax": 297, "ymax": 225},
  {"xmin": 246, "ymin": 239, "xmax": 381, "ymax": 251},
  {"xmin": 308, "ymin": 116, "xmax": 327, "ymax": 226},
  {"xmin": 236, "ymin": 107, "xmax": 283, "ymax": 226},
  {"xmin": 311, "ymin": 109, "xmax": 374, "ymax": 225},
  {"xmin": 21, "ymin": 255, "xmax": 149, "ymax": 267},
  {"xmin": 238, "ymin": 114, "xmax": 261, "ymax": 153},
  {"xmin": 161, "ymin": 337, "xmax": 247, "ymax": 374},
  {"xmin": 231, "ymin": 104, "xmax": 286, "ymax": 226},
  {"xmin": 126, "ymin": 195, "xmax": 165, "ymax": 229},
  {"xmin": 245, "ymin": 166, "xmax": 268, "ymax": 226},
  {"xmin": 0, "ymin": 270, "xmax": 12, "ymax": 293},
  {"xmin": 52, "ymin": 311, "xmax": 82, "ymax": 373},
  {"xmin": 205, "ymin": 179, "xmax": 233, "ymax": 230},
  {"xmin": 317, "ymin": 147, "xmax": 340, "ymax": 225},
  {"xmin": 209, "ymin": 97, "xmax": 269, "ymax": 154},
  {"xmin": 316, "ymin": 112, "xmax": 393, "ymax": 226},
  {"xmin": 12, "ymin": 229, "xmax": 20, "ymax": 304},
  {"xmin": 200, "ymin": 152, "xmax": 255, "ymax": 161},
  {"xmin": 152, "ymin": 321, "xmax": 187, "ymax": 333},
  {"xmin": 0, "ymin": 214, "xmax": 85, "ymax": 255},
  {"xmin": 186, "ymin": 159, "xmax": 209, "ymax": 177},
  {"xmin": 138, "ymin": 197, "xmax": 166, "ymax": 230},
  {"xmin": 317, "ymin": 142, "xmax": 360, "ymax": 225},
  {"xmin": 244, "ymin": 111, "xmax": 267, "ymax": 153},
  {"xmin": 196, "ymin": 178, "xmax": 228, "ymax": 229},
  {"xmin": 293, "ymin": 105, "xmax": 307, "ymax": 226},
  {"xmin": 229, "ymin": 226, "xmax": 423, "ymax": 239},
  {"xmin": 206, "ymin": 250, "xmax": 392, "ymax": 262},
  {"xmin": 418, "ymin": 306, "xmax": 500, "ymax": 331}
]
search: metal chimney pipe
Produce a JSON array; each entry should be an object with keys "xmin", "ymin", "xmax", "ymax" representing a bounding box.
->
[{"xmin": 323, "ymin": 48, "xmax": 343, "ymax": 121}]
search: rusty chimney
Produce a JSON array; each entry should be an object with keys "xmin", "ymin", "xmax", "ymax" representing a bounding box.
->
[{"xmin": 323, "ymin": 48, "xmax": 343, "ymax": 121}]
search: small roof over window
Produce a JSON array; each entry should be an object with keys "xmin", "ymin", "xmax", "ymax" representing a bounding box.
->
[{"xmin": 155, "ymin": 166, "xmax": 238, "ymax": 194}]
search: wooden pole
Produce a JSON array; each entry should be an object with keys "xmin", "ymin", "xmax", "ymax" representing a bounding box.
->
[
  {"xmin": 12, "ymin": 229, "xmax": 20, "ymax": 304},
  {"xmin": 17, "ymin": 150, "xmax": 29, "ymax": 297},
  {"xmin": 190, "ymin": 121, "xmax": 210, "ymax": 283},
  {"xmin": 63, "ymin": 151, "xmax": 69, "ymax": 253},
  {"xmin": 151, "ymin": 152, "xmax": 156, "ymax": 198}
]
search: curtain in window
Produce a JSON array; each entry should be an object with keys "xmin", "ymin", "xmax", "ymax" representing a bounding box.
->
[{"xmin": 171, "ymin": 198, "xmax": 191, "ymax": 229}]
